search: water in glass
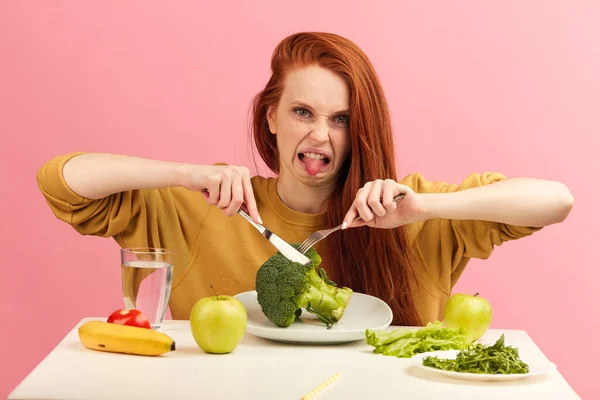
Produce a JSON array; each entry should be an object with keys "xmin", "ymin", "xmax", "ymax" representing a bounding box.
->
[{"xmin": 121, "ymin": 249, "xmax": 173, "ymax": 329}]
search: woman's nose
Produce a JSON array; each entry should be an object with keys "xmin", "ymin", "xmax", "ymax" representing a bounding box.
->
[{"xmin": 309, "ymin": 118, "xmax": 329, "ymax": 142}]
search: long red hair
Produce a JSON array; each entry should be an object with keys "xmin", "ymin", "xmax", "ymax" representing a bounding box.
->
[{"xmin": 251, "ymin": 32, "xmax": 422, "ymax": 326}]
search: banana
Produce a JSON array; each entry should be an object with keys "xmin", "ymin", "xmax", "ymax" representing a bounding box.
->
[{"xmin": 78, "ymin": 320, "xmax": 176, "ymax": 356}]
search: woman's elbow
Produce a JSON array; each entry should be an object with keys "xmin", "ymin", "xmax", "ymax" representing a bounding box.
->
[{"xmin": 551, "ymin": 182, "xmax": 574, "ymax": 224}]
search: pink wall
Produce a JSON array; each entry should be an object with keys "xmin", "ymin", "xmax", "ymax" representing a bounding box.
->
[{"xmin": 1, "ymin": 1, "xmax": 598, "ymax": 398}]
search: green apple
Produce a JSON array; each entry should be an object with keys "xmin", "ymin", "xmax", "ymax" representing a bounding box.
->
[
  {"xmin": 189, "ymin": 294, "xmax": 247, "ymax": 354},
  {"xmin": 443, "ymin": 292, "xmax": 492, "ymax": 341}
]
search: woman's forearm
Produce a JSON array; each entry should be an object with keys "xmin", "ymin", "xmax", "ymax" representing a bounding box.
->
[
  {"xmin": 421, "ymin": 178, "xmax": 574, "ymax": 227},
  {"xmin": 62, "ymin": 153, "xmax": 188, "ymax": 199}
]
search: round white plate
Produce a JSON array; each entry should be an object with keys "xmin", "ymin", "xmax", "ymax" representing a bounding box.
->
[
  {"xmin": 233, "ymin": 290, "xmax": 393, "ymax": 344},
  {"xmin": 410, "ymin": 350, "xmax": 557, "ymax": 382}
]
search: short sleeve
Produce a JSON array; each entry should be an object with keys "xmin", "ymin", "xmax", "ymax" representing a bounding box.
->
[
  {"xmin": 400, "ymin": 172, "xmax": 543, "ymax": 272},
  {"xmin": 36, "ymin": 152, "xmax": 210, "ymax": 267}
]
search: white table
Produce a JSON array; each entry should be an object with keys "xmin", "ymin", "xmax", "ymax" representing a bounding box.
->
[{"xmin": 9, "ymin": 318, "xmax": 580, "ymax": 400}]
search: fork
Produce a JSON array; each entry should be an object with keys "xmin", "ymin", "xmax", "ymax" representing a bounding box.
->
[{"xmin": 297, "ymin": 193, "xmax": 405, "ymax": 254}]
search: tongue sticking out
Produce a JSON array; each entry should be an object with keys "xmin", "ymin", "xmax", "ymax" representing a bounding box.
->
[{"xmin": 303, "ymin": 157, "xmax": 324, "ymax": 176}]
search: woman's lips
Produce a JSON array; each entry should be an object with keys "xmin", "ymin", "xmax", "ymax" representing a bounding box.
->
[{"xmin": 297, "ymin": 152, "xmax": 332, "ymax": 176}]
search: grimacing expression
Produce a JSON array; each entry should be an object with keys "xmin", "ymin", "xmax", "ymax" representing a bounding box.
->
[{"xmin": 267, "ymin": 65, "xmax": 351, "ymax": 187}]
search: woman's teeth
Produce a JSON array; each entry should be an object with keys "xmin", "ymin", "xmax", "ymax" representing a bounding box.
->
[
  {"xmin": 299, "ymin": 152, "xmax": 330, "ymax": 164},
  {"xmin": 305, "ymin": 152, "xmax": 324, "ymax": 160}
]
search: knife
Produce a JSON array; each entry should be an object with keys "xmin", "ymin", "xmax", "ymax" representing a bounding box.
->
[{"xmin": 237, "ymin": 209, "xmax": 312, "ymax": 266}]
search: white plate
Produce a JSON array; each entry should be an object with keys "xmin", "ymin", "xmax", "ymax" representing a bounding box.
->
[
  {"xmin": 233, "ymin": 290, "xmax": 393, "ymax": 344},
  {"xmin": 410, "ymin": 349, "xmax": 557, "ymax": 382}
]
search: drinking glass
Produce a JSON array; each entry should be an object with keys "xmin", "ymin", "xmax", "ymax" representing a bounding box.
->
[{"xmin": 121, "ymin": 248, "xmax": 174, "ymax": 329}]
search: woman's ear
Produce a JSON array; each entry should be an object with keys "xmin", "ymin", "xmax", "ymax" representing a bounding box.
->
[{"xmin": 266, "ymin": 105, "xmax": 277, "ymax": 134}]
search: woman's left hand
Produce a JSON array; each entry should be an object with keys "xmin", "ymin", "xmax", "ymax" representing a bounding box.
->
[{"xmin": 342, "ymin": 179, "xmax": 428, "ymax": 229}]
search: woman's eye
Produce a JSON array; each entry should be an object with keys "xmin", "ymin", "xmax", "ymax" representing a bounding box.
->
[
  {"xmin": 294, "ymin": 108, "xmax": 310, "ymax": 117},
  {"xmin": 335, "ymin": 115, "xmax": 349, "ymax": 125}
]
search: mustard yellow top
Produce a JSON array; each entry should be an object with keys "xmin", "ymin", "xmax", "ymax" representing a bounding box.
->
[{"xmin": 36, "ymin": 153, "xmax": 541, "ymax": 324}]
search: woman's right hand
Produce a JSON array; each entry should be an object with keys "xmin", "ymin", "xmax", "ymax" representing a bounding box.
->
[
  {"xmin": 181, "ymin": 164, "xmax": 262, "ymax": 224},
  {"xmin": 60, "ymin": 154, "xmax": 262, "ymax": 224}
]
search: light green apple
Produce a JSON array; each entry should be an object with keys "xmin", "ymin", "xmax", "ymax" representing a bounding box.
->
[
  {"xmin": 443, "ymin": 292, "xmax": 492, "ymax": 341},
  {"xmin": 189, "ymin": 294, "xmax": 247, "ymax": 354}
]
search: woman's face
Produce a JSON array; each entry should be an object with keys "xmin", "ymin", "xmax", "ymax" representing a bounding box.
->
[{"xmin": 267, "ymin": 65, "xmax": 351, "ymax": 188}]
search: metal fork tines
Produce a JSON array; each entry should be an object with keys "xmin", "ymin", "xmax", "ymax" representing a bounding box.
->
[
  {"xmin": 297, "ymin": 193, "xmax": 405, "ymax": 254},
  {"xmin": 297, "ymin": 224, "xmax": 345, "ymax": 254}
]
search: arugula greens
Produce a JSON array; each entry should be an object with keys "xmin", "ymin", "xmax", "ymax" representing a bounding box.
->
[
  {"xmin": 422, "ymin": 334, "xmax": 530, "ymax": 374},
  {"xmin": 365, "ymin": 321, "xmax": 472, "ymax": 358}
]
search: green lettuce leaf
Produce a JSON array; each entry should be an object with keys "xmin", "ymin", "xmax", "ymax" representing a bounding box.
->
[{"xmin": 365, "ymin": 321, "xmax": 472, "ymax": 358}]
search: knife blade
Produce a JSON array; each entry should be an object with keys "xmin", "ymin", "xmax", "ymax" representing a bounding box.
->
[{"xmin": 237, "ymin": 209, "xmax": 311, "ymax": 266}]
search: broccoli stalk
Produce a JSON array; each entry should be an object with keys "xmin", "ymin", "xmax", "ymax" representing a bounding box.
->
[
  {"xmin": 255, "ymin": 245, "xmax": 353, "ymax": 329},
  {"xmin": 300, "ymin": 267, "xmax": 351, "ymax": 327}
]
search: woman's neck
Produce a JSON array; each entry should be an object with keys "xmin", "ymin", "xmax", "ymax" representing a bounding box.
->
[{"xmin": 276, "ymin": 175, "xmax": 334, "ymax": 214}]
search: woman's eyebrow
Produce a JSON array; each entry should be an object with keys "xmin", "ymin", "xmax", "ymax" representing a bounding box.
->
[
  {"xmin": 290, "ymin": 101, "xmax": 315, "ymax": 111},
  {"xmin": 290, "ymin": 101, "xmax": 349, "ymax": 115}
]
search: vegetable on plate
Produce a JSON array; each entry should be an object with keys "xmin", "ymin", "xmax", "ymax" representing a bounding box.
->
[
  {"xmin": 255, "ymin": 245, "xmax": 353, "ymax": 329},
  {"xmin": 422, "ymin": 334, "xmax": 530, "ymax": 374},
  {"xmin": 365, "ymin": 321, "xmax": 473, "ymax": 357}
]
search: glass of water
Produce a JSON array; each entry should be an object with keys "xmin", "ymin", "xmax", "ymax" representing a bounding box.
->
[{"xmin": 121, "ymin": 248, "xmax": 174, "ymax": 329}]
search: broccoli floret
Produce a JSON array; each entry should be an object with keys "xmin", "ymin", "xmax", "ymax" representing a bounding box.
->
[{"xmin": 255, "ymin": 245, "xmax": 353, "ymax": 329}]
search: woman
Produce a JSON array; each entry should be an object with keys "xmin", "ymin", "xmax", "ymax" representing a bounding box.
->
[{"xmin": 37, "ymin": 32, "xmax": 573, "ymax": 326}]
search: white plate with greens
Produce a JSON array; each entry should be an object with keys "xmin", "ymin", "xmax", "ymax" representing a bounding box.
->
[
  {"xmin": 233, "ymin": 290, "xmax": 393, "ymax": 344},
  {"xmin": 410, "ymin": 338, "xmax": 557, "ymax": 382}
]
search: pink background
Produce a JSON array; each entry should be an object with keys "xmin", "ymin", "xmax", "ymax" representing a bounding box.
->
[{"xmin": 1, "ymin": 1, "xmax": 598, "ymax": 398}]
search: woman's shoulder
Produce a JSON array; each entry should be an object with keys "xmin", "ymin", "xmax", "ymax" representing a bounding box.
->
[{"xmin": 250, "ymin": 174, "xmax": 272, "ymax": 186}]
